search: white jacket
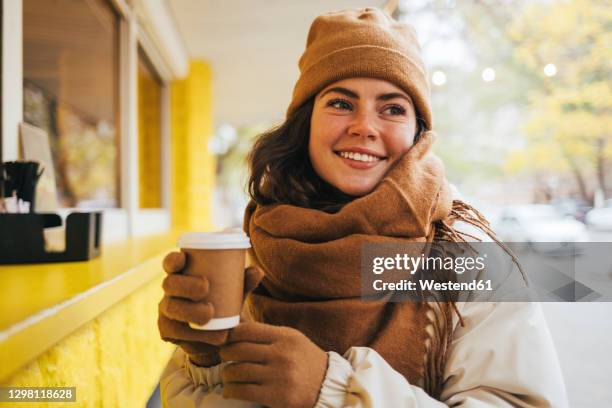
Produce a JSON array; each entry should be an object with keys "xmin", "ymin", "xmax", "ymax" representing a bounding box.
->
[{"xmin": 159, "ymin": 222, "xmax": 569, "ymax": 407}]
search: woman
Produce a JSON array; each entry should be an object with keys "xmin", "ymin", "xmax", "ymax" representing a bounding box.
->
[{"xmin": 158, "ymin": 8, "xmax": 569, "ymax": 407}]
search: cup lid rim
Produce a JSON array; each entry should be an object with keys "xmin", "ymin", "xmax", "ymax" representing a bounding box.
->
[{"xmin": 177, "ymin": 230, "xmax": 251, "ymax": 249}]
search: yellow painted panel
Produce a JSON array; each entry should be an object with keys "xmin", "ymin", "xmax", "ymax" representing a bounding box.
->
[
  {"xmin": 171, "ymin": 60, "xmax": 216, "ymax": 231},
  {"xmin": 0, "ymin": 275, "xmax": 175, "ymax": 407}
]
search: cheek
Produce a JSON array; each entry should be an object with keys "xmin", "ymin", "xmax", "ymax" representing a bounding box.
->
[
  {"xmin": 382, "ymin": 126, "xmax": 416, "ymax": 156},
  {"xmin": 309, "ymin": 113, "xmax": 345, "ymax": 159},
  {"xmin": 308, "ymin": 120, "xmax": 327, "ymax": 161}
]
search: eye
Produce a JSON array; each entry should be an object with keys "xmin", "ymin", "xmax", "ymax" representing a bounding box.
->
[
  {"xmin": 326, "ymin": 98, "xmax": 353, "ymax": 111},
  {"xmin": 383, "ymin": 105, "xmax": 407, "ymax": 116}
]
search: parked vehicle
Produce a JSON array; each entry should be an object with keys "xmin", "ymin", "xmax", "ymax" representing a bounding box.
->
[
  {"xmin": 550, "ymin": 198, "xmax": 592, "ymax": 223},
  {"xmin": 585, "ymin": 200, "xmax": 612, "ymax": 231},
  {"xmin": 494, "ymin": 204, "xmax": 589, "ymax": 254},
  {"xmin": 460, "ymin": 197, "xmax": 503, "ymax": 227}
]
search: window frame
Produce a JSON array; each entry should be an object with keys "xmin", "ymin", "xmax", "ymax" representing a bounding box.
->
[
  {"xmin": 1, "ymin": 0, "xmax": 22, "ymax": 162},
  {"xmin": 2, "ymin": 0, "xmax": 173, "ymax": 242}
]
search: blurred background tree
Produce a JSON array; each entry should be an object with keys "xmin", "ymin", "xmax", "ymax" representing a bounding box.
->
[
  {"xmin": 507, "ymin": 0, "xmax": 612, "ymax": 205},
  {"xmin": 399, "ymin": 0, "xmax": 610, "ymax": 204},
  {"xmin": 397, "ymin": 0, "xmax": 541, "ymax": 202}
]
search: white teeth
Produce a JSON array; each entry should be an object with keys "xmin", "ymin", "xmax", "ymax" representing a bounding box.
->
[{"xmin": 339, "ymin": 151, "xmax": 380, "ymax": 162}]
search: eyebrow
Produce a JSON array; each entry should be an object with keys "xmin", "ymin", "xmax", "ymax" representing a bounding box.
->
[{"xmin": 319, "ymin": 86, "xmax": 413, "ymax": 105}]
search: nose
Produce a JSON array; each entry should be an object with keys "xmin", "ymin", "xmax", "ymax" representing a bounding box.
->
[{"xmin": 347, "ymin": 111, "xmax": 378, "ymax": 141}]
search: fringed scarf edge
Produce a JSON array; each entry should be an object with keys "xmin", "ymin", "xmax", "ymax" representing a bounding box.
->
[{"xmin": 421, "ymin": 199, "xmax": 527, "ymax": 398}]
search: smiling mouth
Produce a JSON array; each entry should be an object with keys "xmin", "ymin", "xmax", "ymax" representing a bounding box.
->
[{"xmin": 334, "ymin": 150, "xmax": 387, "ymax": 163}]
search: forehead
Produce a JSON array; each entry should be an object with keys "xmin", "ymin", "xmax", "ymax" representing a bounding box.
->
[{"xmin": 317, "ymin": 77, "xmax": 407, "ymax": 97}]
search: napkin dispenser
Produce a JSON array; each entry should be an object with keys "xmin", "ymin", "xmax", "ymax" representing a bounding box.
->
[{"xmin": 0, "ymin": 212, "xmax": 102, "ymax": 264}]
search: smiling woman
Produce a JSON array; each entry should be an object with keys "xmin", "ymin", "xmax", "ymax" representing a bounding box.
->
[
  {"xmin": 245, "ymin": 77, "xmax": 429, "ymax": 211},
  {"xmin": 158, "ymin": 7, "xmax": 569, "ymax": 408}
]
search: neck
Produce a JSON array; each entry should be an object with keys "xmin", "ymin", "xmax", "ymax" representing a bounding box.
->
[{"xmin": 308, "ymin": 175, "xmax": 356, "ymax": 213}]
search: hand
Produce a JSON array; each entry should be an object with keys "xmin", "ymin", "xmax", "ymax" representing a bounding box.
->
[
  {"xmin": 219, "ymin": 321, "xmax": 329, "ymax": 408},
  {"xmin": 158, "ymin": 251, "xmax": 264, "ymax": 366}
]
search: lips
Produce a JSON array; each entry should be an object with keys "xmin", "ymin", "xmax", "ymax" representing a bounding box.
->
[{"xmin": 334, "ymin": 149, "xmax": 387, "ymax": 170}]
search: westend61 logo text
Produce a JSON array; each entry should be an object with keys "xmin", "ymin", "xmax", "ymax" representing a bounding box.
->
[{"xmin": 372, "ymin": 253, "xmax": 486, "ymax": 275}]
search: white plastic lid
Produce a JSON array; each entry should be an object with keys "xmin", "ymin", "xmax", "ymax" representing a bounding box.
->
[{"xmin": 177, "ymin": 230, "xmax": 251, "ymax": 249}]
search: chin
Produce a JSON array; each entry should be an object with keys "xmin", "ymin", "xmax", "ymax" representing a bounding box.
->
[{"xmin": 337, "ymin": 182, "xmax": 377, "ymax": 197}]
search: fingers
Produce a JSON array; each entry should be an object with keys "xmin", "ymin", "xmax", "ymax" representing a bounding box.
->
[
  {"xmin": 157, "ymin": 314, "xmax": 229, "ymax": 345},
  {"xmin": 243, "ymin": 266, "xmax": 264, "ymax": 294},
  {"xmin": 158, "ymin": 314, "xmax": 181, "ymax": 343},
  {"xmin": 219, "ymin": 342, "xmax": 268, "ymax": 363},
  {"xmin": 163, "ymin": 252, "xmax": 186, "ymax": 274},
  {"xmin": 223, "ymin": 383, "xmax": 269, "ymax": 405},
  {"xmin": 159, "ymin": 296, "xmax": 214, "ymax": 325},
  {"xmin": 221, "ymin": 362, "xmax": 268, "ymax": 384},
  {"xmin": 226, "ymin": 321, "xmax": 281, "ymax": 344},
  {"xmin": 162, "ymin": 274, "xmax": 209, "ymax": 301}
]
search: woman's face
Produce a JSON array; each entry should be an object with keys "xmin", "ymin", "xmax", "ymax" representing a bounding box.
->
[{"xmin": 309, "ymin": 77, "xmax": 418, "ymax": 196}]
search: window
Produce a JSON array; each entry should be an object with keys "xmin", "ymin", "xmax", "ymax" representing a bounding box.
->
[
  {"xmin": 23, "ymin": 0, "xmax": 120, "ymax": 208},
  {"xmin": 137, "ymin": 46, "xmax": 162, "ymax": 209}
]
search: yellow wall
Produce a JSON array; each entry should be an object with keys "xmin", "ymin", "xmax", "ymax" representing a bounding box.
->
[
  {"xmin": 0, "ymin": 59, "xmax": 217, "ymax": 406},
  {"xmin": 171, "ymin": 60, "xmax": 216, "ymax": 230},
  {"xmin": 0, "ymin": 274, "xmax": 175, "ymax": 408}
]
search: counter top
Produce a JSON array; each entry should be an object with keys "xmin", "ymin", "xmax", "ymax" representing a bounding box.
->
[{"xmin": 0, "ymin": 231, "xmax": 180, "ymax": 382}]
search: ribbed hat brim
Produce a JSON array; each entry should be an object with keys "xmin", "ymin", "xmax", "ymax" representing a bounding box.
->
[{"xmin": 286, "ymin": 45, "xmax": 432, "ymax": 129}]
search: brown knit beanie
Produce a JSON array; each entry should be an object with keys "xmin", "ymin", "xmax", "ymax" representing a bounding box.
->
[{"xmin": 286, "ymin": 7, "xmax": 432, "ymax": 130}]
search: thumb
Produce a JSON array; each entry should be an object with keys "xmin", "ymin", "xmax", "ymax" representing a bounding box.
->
[{"xmin": 243, "ymin": 266, "xmax": 264, "ymax": 294}]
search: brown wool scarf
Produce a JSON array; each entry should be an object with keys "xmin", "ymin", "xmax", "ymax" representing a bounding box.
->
[{"xmin": 242, "ymin": 131, "xmax": 511, "ymax": 398}]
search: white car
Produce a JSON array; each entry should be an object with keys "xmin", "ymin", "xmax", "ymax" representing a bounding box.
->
[
  {"xmin": 494, "ymin": 204, "xmax": 589, "ymax": 253},
  {"xmin": 585, "ymin": 202, "xmax": 612, "ymax": 230}
]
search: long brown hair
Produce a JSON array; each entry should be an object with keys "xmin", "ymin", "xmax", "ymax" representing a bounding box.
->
[{"xmin": 247, "ymin": 98, "xmax": 426, "ymax": 213}]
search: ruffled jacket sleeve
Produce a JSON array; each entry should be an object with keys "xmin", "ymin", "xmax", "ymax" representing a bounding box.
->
[{"xmin": 160, "ymin": 348, "xmax": 259, "ymax": 408}]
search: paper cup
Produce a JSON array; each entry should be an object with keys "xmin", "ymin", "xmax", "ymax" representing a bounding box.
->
[{"xmin": 177, "ymin": 230, "xmax": 251, "ymax": 330}]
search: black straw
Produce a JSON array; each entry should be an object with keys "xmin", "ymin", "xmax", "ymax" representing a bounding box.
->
[{"xmin": 2, "ymin": 161, "xmax": 44, "ymax": 212}]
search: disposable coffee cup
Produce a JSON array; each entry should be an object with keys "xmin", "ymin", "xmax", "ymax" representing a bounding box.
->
[{"xmin": 177, "ymin": 230, "xmax": 251, "ymax": 330}]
